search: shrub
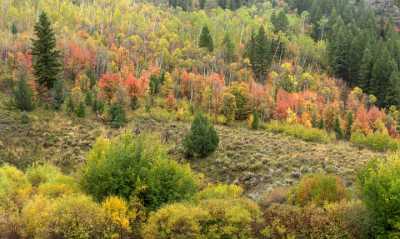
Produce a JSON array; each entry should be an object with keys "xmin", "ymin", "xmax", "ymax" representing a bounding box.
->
[
  {"xmin": 290, "ymin": 174, "xmax": 348, "ymax": 206},
  {"xmin": 13, "ymin": 75, "xmax": 34, "ymax": 111},
  {"xmin": 143, "ymin": 203, "xmax": 209, "ymax": 239},
  {"xmin": 21, "ymin": 195, "xmax": 55, "ymax": 238},
  {"xmin": 351, "ymin": 131, "xmax": 400, "ymax": 151},
  {"xmin": 266, "ymin": 121, "xmax": 332, "ymax": 143},
  {"xmin": 52, "ymin": 79, "xmax": 64, "ymax": 110},
  {"xmin": 75, "ymin": 101, "xmax": 86, "ymax": 118},
  {"xmin": 229, "ymin": 82, "xmax": 250, "ymax": 120},
  {"xmin": 144, "ymin": 184, "xmax": 261, "ymax": 239},
  {"xmin": 358, "ymin": 154, "xmax": 400, "ymax": 237},
  {"xmin": 183, "ymin": 112, "xmax": 219, "ymax": 158},
  {"xmin": 101, "ymin": 196, "xmax": 133, "ymax": 238},
  {"xmin": 222, "ymin": 93, "xmax": 237, "ymax": 124},
  {"xmin": 108, "ymin": 102, "xmax": 126, "ymax": 128},
  {"xmin": 248, "ymin": 111, "xmax": 260, "ymax": 129},
  {"xmin": 81, "ymin": 134, "xmax": 198, "ymax": 210},
  {"xmin": 50, "ymin": 195, "xmax": 105, "ymax": 238}
]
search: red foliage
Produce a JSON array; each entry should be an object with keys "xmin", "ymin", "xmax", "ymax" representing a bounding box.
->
[
  {"xmin": 353, "ymin": 105, "xmax": 371, "ymax": 135},
  {"xmin": 275, "ymin": 89, "xmax": 303, "ymax": 120},
  {"xmin": 367, "ymin": 106, "xmax": 385, "ymax": 126},
  {"xmin": 98, "ymin": 73, "xmax": 120, "ymax": 102}
]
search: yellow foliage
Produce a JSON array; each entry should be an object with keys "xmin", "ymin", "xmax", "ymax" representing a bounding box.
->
[{"xmin": 102, "ymin": 196, "xmax": 133, "ymax": 237}]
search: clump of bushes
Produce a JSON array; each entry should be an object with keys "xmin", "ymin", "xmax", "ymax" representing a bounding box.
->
[
  {"xmin": 350, "ymin": 131, "xmax": 400, "ymax": 151},
  {"xmin": 108, "ymin": 102, "xmax": 126, "ymax": 128},
  {"xmin": 143, "ymin": 184, "xmax": 261, "ymax": 239},
  {"xmin": 289, "ymin": 174, "xmax": 348, "ymax": 206},
  {"xmin": 183, "ymin": 112, "xmax": 219, "ymax": 158},
  {"xmin": 81, "ymin": 133, "xmax": 199, "ymax": 210},
  {"xmin": 266, "ymin": 121, "xmax": 333, "ymax": 143}
]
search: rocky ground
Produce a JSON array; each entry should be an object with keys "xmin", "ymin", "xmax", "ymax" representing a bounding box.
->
[{"xmin": 0, "ymin": 98, "xmax": 383, "ymax": 200}]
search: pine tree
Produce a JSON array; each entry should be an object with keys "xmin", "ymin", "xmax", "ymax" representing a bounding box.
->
[
  {"xmin": 358, "ymin": 47, "xmax": 373, "ymax": 91},
  {"xmin": 245, "ymin": 26, "xmax": 272, "ymax": 83},
  {"xmin": 271, "ymin": 11, "xmax": 289, "ymax": 33},
  {"xmin": 218, "ymin": 0, "xmax": 227, "ymax": 9},
  {"xmin": 370, "ymin": 44, "xmax": 397, "ymax": 107},
  {"xmin": 199, "ymin": 25, "xmax": 214, "ymax": 52},
  {"xmin": 386, "ymin": 70, "xmax": 400, "ymax": 107},
  {"xmin": 222, "ymin": 33, "xmax": 235, "ymax": 63},
  {"xmin": 183, "ymin": 112, "xmax": 219, "ymax": 158},
  {"xmin": 345, "ymin": 111, "xmax": 353, "ymax": 140},
  {"xmin": 11, "ymin": 22, "xmax": 18, "ymax": 35},
  {"xmin": 13, "ymin": 74, "xmax": 34, "ymax": 112},
  {"xmin": 199, "ymin": 0, "xmax": 206, "ymax": 9},
  {"xmin": 31, "ymin": 12, "xmax": 61, "ymax": 93},
  {"xmin": 334, "ymin": 117, "xmax": 344, "ymax": 139}
]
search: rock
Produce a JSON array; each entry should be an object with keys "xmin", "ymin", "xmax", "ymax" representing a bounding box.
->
[{"xmin": 291, "ymin": 170, "xmax": 301, "ymax": 179}]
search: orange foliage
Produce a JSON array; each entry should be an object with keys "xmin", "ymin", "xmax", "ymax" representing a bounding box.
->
[{"xmin": 98, "ymin": 73, "xmax": 120, "ymax": 102}]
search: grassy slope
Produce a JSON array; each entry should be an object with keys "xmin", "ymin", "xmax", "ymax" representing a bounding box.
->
[{"xmin": 0, "ymin": 96, "xmax": 383, "ymax": 200}]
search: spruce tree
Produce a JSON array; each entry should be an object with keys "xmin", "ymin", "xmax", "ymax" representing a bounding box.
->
[
  {"xmin": 183, "ymin": 112, "xmax": 219, "ymax": 158},
  {"xmin": 199, "ymin": 25, "xmax": 214, "ymax": 52},
  {"xmin": 271, "ymin": 11, "xmax": 289, "ymax": 33},
  {"xmin": 358, "ymin": 47, "xmax": 373, "ymax": 91},
  {"xmin": 246, "ymin": 26, "xmax": 272, "ymax": 83},
  {"xmin": 222, "ymin": 33, "xmax": 235, "ymax": 63},
  {"xmin": 386, "ymin": 70, "xmax": 400, "ymax": 107},
  {"xmin": 31, "ymin": 12, "xmax": 61, "ymax": 93},
  {"xmin": 13, "ymin": 73, "xmax": 34, "ymax": 112}
]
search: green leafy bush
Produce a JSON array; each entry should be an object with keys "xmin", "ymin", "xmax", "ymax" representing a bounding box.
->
[
  {"xmin": 266, "ymin": 121, "xmax": 332, "ymax": 143},
  {"xmin": 351, "ymin": 131, "xmax": 400, "ymax": 151},
  {"xmin": 290, "ymin": 174, "xmax": 348, "ymax": 206},
  {"xmin": 183, "ymin": 112, "xmax": 219, "ymax": 158},
  {"xmin": 81, "ymin": 134, "xmax": 198, "ymax": 210},
  {"xmin": 358, "ymin": 154, "xmax": 400, "ymax": 237},
  {"xmin": 75, "ymin": 101, "xmax": 86, "ymax": 118}
]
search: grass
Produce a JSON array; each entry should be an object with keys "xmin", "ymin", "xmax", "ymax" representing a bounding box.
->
[{"xmin": 265, "ymin": 121, "xmax": 333, "ymax": 143}]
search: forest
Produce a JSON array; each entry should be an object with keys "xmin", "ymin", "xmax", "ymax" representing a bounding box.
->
[{"xmin": 1, "ymin": 0, "xmax": 400, "ymax": 238}]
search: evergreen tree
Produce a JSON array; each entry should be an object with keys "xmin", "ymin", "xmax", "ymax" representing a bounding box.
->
[
  {"xmin": 386, "ymin": 70, "xmax": 400, "ymax": 107},
  {"xmin": 183, "ymin": 112, "xmax": 219, "ymax": 158},
  {"xmin": 222, "ymin": 33, "xmax": 235, "ymax": 63},
  {"xmin": 334, "ymin": 117, "xmax": 344, "ymax": 139},
  {"xmin": 218, "ymin": 0, "xmax": 227, "ymax": 9},
  {"xmin": 245, "ymin": 26, "xmax": 272, "ymax": 83},
  {"xmin": 229, "ymin": 0, "xmax": 242, "ymax": 10},
  {"xmin": 358, "ymin": 47, "xmax": 374, "ymax": 91},
  {"xmin": 199, "ymin": 25, "xmax": 214, "ymax": 52},
  {"xmin": 370, "ymin": 44, "xmax": 397, "ymax": 107},
  {"xmin": 13, "ymin": 74, "xmax": 34, "ymax": 112},
  {"xmin": 345, "ymin": 111, "xmax": 353, "ymax": 140},
  {"xmin": 199, "ymin": 0, "xmax": 206, "ymax": 9},
  {"xmin": 11, "ymin": 22, "xmax": 18, "ymax": 35},
  {"xmin": 31, "ymin": 12, "xmax": 61, "ymax": 92},
  {"xmin": 271, "ymin": 10, "xmax": 289, "ymax": 33}
]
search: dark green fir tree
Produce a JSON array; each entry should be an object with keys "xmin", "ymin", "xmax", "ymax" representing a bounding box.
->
[{"xmin": 199, "ymin": 25, "xmax": 214, "ymax": 52}]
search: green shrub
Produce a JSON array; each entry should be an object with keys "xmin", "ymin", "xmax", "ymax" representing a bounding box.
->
[
  {"xmin": 52, "ymin": 79, "xmax": 64, "ymax": 110},
  {"xmin": 358, "ymin": 154, "xmax": 400, "ymax": 237},
  {"xmin": 183, "ymin": 112, "xmax": 219, "ymax": 158},
  {"xmin": 75, "ymin": 101, "xmax": 86, "ymax": 118},
  {"xmin": 85, "ymin": 90, "xmax": 93, "ymax": 106},
  {"xmin": 351, "ymin": 131, "xmax": 400, "ymax": 151},
  {"xmin": 108, "ymin": 103, "xmax": 126, "ymax": 128},
  {"xmin": 290, "ymin": 174, "xmax": 348, "ymax": 207},
  {"xmin": 266, "ymin": 121, "xmax": 332, "ymax": 143},
  {"xmin": 81, "ymin": 134, "xmax": 198, "ymax": 210},
  {"xmin": 222, "ymin": 93, "xmax": 236, "ymax": 124},
  {"xmin": 13, "ymin": 75, "xmax": 34, "ymax": 111}
]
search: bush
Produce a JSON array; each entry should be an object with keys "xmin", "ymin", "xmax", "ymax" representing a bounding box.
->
[
  {"xmin": 266, "ymin": 121, "xmax": 332, "ymax": 143},
  {"xmin": 358, "ymin": 154, "xmax": 400, "ymax": 237},
  {"xmin": 108, "ymin": 102, "xmax": 126, "ymax": 128},
  {"xmin": 351, "ymin": 131, "xmax": 400, "ymax": 151},
  {"xmin": 143, "ymin": 184, "xmax": 261, "ymax": 239},
  {"xmin": 290, "ymin": 174, "xmax": 348, "ymax": 206},
  {"xmin": 13, "ymin": 75, "xmax": 34, "ymax": 111},
  {"xmin": 222, "ymin": 93, "xmax": 236, "ymax": 124},
  {"xmin": 248, "ymin": 111, "xmax": 260, "ymax": 129},
  {"xmin": 183, "ymin": 112, "xmax": 219, "ymax": 158},
  {"xmin": 81, "ymin": 134, "xmax": 199, "ymax": 210},
  {"xmin": 101, "ymin": 196, "xmax": 133, "ymax": 238},
  {"xmin": 75, "ymin": 101, "xmax": 86, "ymax": 118},
  {"xmin": 21, "ymin": 195, "xmax": 55, "ymax": 238}
]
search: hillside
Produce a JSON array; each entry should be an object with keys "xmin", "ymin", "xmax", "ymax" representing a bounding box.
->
[{"xmin": 0, "ymin": 93, "xmax": 381, "ymax": 200}]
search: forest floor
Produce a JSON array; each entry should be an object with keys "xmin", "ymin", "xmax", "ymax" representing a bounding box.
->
[{"xmin": 0, "ymin": 94, "xmax": 383, "ymax": 200}]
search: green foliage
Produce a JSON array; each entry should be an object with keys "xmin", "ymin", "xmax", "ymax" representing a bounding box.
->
[
  {"xmin": 358, "ymin": 154, "xmax": 400, "ymax": 237},
  {"xmin": 222, "ymin": 93, "xmax": 236, "ymax": 124},
  {"xmin": 52, "ymin": 79, "xmax": 64, "ymax": 110},
  {"xmin": 345, "ymin": 111, "xmax": 353, "ymax": 140},
  {"xmin": 290, "ymin": 174, "xmax": 348, "ymax": 206},
  {"xmin": 199, "ymin": 25, "xmax": 214, "ymax": 52},
  {"xmin": 149, "ymin": 72, "xmax": 165, "ymax": 96},
  {"xmin": 183, "ymin": 112, "xmax": 219, "ymax": 158},
  {"xmin": 31, "ymin": 12, "xmax": 61, "ymax": 91},
  {"xmin": 75, "ymin": 101, "xmax": 86, "ymax": 118},
  {"xmin": 108, "ymin": 102, "xmax": 126, "ymax": 128},
  {"xmin": 245, "ymin": 26, "xmax": 272, "ymax": 82},
  {"xmin": 222, "ymin": 33, "xmax": 236, "ymax": 63},
  {"xmin": 81, "ymin": 134, "xmax": 198, "ymax": 210},
  {"xmin": 271, "ymin": 10, "xmax": 289, "ymax": 33},
  {"xmin": 334, "ymin": 117, "xmax": 343, "ymax": 139},
  {"xmin": 350, "ymin": 131, "xmax": 400, "ymax": 152},
  {"xmin": 251, "ymin": 111, "xmax": 260, "ymax": 130},
  {"xmin": 266, "ymin": 121, "xmax": 332, "ymax": 143},
  {"xmin": 13, "ymin": 75, "xmax": 34, "ymax": 112}
]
